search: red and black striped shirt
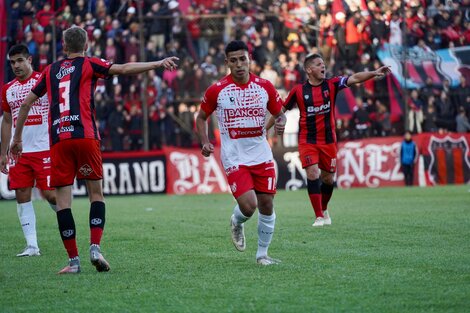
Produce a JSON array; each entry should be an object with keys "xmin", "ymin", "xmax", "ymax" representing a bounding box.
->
[
  {"xmin": 32, "ymin": 56, "xmax": 112, "ymax": 146},
  {"xmin": 284, "ymin": 76, "xmax": 348, "ymax": 145}
]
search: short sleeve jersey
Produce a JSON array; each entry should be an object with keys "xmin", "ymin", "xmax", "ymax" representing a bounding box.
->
[
  {"xmin": 1, "ymin": 72, "xmax": 50, "ymax": 153},
  {"xmin": 201, "ymin": 73, "xmax": 282, "ymax": 169},
  {"xmin": 31, "ymin": 56, "xmax": 112, "ymax": 146},
  {"xmin": 284, "ymin": 76, "xmax": 349, "ymax": 145}
]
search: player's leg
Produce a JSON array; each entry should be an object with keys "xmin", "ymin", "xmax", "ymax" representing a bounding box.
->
[
  {"xmin": 228, "ymin": 166, "xmax": 257, "ymax": 252},
  {"xmin": 253, "ymin": 161, "xmax": 280, "ymax": 265},
  {"xmin": 299, "ymin": 144, "xmax": 324, "ymax": 226},
  {"xmin": 320, "ymin": 171, "xmax": 334, "ymax": 226},
  {"xmin": 318, "ymin": 144, "xmax": 338, "ymax": 226},
  {"xmin": 256, "ymin": 193, "xmax": 280, "ymax": 265},
  {"xmin": 40, "ymin": 189, "xmax": 57, "ymax": 212},
  {"xmin": 56, "ymin": 185, "xmax": 81, "ymax": 274},
  {"xmin": 85, "ymin": 179, "xmax": 109, "ymax": 272},
  {"xmin": 9, "ymin": 156, "xmax": 40, "ymax": 256},
  {"xmin": 76, "ymin": 139, "xmax": 109, "ymax": 272},
  {"xmin": 15, "ymin": 187, "xmax": 41, "ymax": 256},
  {"xmin": 51, "ymin": 140, "xmax": 80, "ymax": 274},
  {"xmin": 306, "ymin": 164, "xmax": 324, "ymax": 226}
]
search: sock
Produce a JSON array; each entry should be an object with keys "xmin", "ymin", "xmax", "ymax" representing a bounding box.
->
[
  {"xmin": 17, "ymin": 201, "xmax": 38, "ymax": 248},
  {"xmin": 89, "ymin": 201, "xmax": 106, "ymax": 246},
  {"xmin": 321, "ymin": 183, "xmax": 334, "ymax": 211},
  {"xmin": 256, "ymin": 212, "xmax": 276, "ymax": 259},
  {"xmin": 233, "ymin": 204, "xmax": 249, "ymax": 226},
  {"xmin": 307, "ymin": 179, "xmax": 324, "ymax": 218},
  {"xmin": 49, "ymin": 203, "xmax": 57, "ymax": 212},
  {"xmin": 57, "ymin": 208, "xmax": 78, "ymax": 259}
]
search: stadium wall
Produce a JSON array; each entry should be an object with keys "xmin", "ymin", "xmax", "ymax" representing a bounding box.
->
[{"xmin": 1, "ymin": 133, "xmax": 469, "ymax": 199}]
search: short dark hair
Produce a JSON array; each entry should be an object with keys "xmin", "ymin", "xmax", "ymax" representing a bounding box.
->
[
  {"xmin": 225, "ymin": 40, "xmax": 249, "ymax": 56},
  {"xmin": 8, "ymin": 44, "xmax": 30, "ymax": 58},
  {"xmin": 63, "ymin": 26, "xmax": 87, "ymax": 53},
  {"xmin": 304, "ymin": 53, "xmax": 323, "ymax": 68}
]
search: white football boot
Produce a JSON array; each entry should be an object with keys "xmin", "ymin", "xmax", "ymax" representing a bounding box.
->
[
  {"xmin": 16, "ymin": 246, "xmax": 41, "ymax": 257},
  {"xmin": 312, "ymin": 217, "xmax": 325, "ymax": 227},
  {"xmin": 230, "ymin": 215, "xmax": 246, "ymax": 251}
]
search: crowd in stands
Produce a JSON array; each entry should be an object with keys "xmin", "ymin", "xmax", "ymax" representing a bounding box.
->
[{"xmin": 3, "ymin": 0, "xmax": 470, "ymax": 151}]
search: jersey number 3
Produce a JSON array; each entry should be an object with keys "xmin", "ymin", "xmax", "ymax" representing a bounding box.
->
[{"xmin": 58, "ymin": 81, "xmax": 71, "ymax": 113}]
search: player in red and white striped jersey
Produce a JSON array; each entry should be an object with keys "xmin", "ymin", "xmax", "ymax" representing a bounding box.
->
[
  {"xmin": 10, "ymin": 26, "xmax": 178, "ymax": 274},
  {"xmin": 269, "ymin": 53, "xmax": 391, "ymax": 227},
  {"xmin": 196, "ymin": 40, "xmax": 286, "ymax": 265},
  {"xmin": 0, "ymin": 44, "xmax": 57, "ymax": 257}
]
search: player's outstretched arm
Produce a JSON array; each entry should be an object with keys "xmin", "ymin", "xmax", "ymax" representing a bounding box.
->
[
  {"xmin": 10, "ymin": 91, "xmax": 39, "ymax": 157},
  {"xmin": 108, "ymin": 56, "xmax": 179, "ymax": 75},
  {"xmin": 347, "ymin": 66, "xmax": 391, "ymax": 86},
  {"xmin": 196, "ymin": 110, "xmax": 214, "ymax": 157}
]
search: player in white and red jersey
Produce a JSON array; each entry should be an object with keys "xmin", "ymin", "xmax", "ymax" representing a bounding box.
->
[
  {"xmin": 0, "ymin": 44, "xmax": 57, "ymax": 257},
  {"xmin": 196, "ymin": 40, "xmax": 286, "ymax": 265}
]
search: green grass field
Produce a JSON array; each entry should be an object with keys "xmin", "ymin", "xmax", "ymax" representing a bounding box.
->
[{"xmin": 1, "ymin": 185, "xmax": 469, "ymax": 313}]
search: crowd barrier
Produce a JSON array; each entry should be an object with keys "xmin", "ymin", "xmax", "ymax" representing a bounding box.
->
[{"xmin": 1, "ymin": 133, "xmax": 469, "ymax": 199}]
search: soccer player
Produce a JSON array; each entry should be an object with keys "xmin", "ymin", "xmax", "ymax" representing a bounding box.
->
[
  {"xmin": 196, "ymin": 40, "xmax": 287, "ymax": 265},
  {"xmin": 10, "ymin": 26, "xmax": 178, "ymax": 274},
  {"xmin": 1, "ymin": 44, "xmax": 57, "ymax": 257},
  {"xmin": 268, "ymin": 53, "xmax": 391, "ymax": 226}
]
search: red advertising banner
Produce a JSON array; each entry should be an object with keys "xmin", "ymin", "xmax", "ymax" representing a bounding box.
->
[
  {"xmin": 336, "ymin": 133, "xmax": 470, "ymax": 188},
  {"xmin": 163, "ymin": 147, "xmax": 229, "ymax": 195},
  {"xmin": 336, "ymin": 136, "xmax": 404, "ymax": 188}
]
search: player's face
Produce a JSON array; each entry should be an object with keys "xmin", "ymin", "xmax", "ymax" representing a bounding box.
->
[
  {"xmin": 9, "ymin": 54, "xmax": 33, "ymax": 81},
  {"xmin": 226, "ymin": 50, "xmax": 250, "ymax": 84},
  {"xmin": 305, "ymin": 58, "xmax": 326, "ymax": 81}
]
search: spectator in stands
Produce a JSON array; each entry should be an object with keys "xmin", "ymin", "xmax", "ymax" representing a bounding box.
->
[
  {"xmin": 352, "ymin": 97, "xmax": 371, "ymax": 139},
  {"xmin": 423, "ymin": 96, "xmax": 439, "ymax": 133},
  {"xmin": 450, "ymin": 76, "xmax": 470, "ymax": 116},
  {"xmin": 108, "ymin": 103, "xmax": 127, "ymax": 151},
  {"xmin": 456, "ymin": 107, "xmax": 470, "ymax": 133},
  {"xmin": 408, "ymin": 89, "xmax": 424, "ymax": 134}
]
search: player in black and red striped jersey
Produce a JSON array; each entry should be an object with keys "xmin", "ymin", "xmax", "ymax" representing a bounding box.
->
[
  {"xmin": 269, "ymin": 53, "xmax": 390, "ymax": 227},
  {"xmin": 10, "ymin": 26, "xmax": 178, "ymax": 274}
]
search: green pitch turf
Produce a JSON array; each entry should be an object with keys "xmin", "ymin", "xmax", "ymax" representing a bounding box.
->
[{"xmin": 1, "ymin": 185, "xmax": 469, "ymax": 313}]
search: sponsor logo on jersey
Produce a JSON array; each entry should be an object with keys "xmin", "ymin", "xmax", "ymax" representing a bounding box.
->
[
  {"xmin": 90, "ymin": 218, "xmax": 102, "ymax": 226},
  {"xmin": 56, "ymin": 65, "xmax": 76, "ymax": 79},
  {"xmin": 24, "ymin": 115, "xmax": 43, "ymax": 126},
  {"xmin": 224, "ymin": 108, "xmax": 265, "ymax": 120},
  {"xmin": 307, "ymin": 101, "xmax": 331, "ymax": 115},
  {"xmin": 228, "ymin": 127, "xmax": 263, "ymax": 139},
  {"xmin": 79, "ymin": 164, "xmax": 93, "ymax": 176}
]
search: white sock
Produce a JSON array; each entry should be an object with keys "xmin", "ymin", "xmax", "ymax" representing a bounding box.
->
[
  {"xmin": 233, "ymin": 204, "xmax": 249, "ymax": 225},
  {"xmin": 17, "ymin": 201, "xmax": 38, "ymax": 248},
  {"xmin": 256, "ymin": 212, "xmax": 276, "ymax": 259},
  {"xmin": 49, "ymin": 203, "xmax": 57, "ymax": 212}
]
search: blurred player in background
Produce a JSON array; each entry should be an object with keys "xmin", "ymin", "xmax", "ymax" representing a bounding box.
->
[
  {"xmin": 196, "ymin": 40, "xmax": 286, "ymax": 265},
  {"xmin": 1, "ymin": 44, "xmax": 57, "ymax": 257},
  {"xmin": 268, "ymin": 53, "xmax": 391, "ymax": 227},
  {"xmin": 10, "ymin": 26, "xmax": 178, "ymax": 274}
]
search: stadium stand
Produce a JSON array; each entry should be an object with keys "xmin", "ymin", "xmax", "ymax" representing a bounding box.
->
[{"xmin": 1, "ymin": 0, "xmax": 470, "ymax": 151}]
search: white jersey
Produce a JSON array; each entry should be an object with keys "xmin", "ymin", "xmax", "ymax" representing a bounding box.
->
[
  {"xmin": 201, "ymin": 74, "xmax": 283, "ymax": 170},
  {"xmin": 1, "ymin": 72, "xmax": 50, "ymax": 153}
]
